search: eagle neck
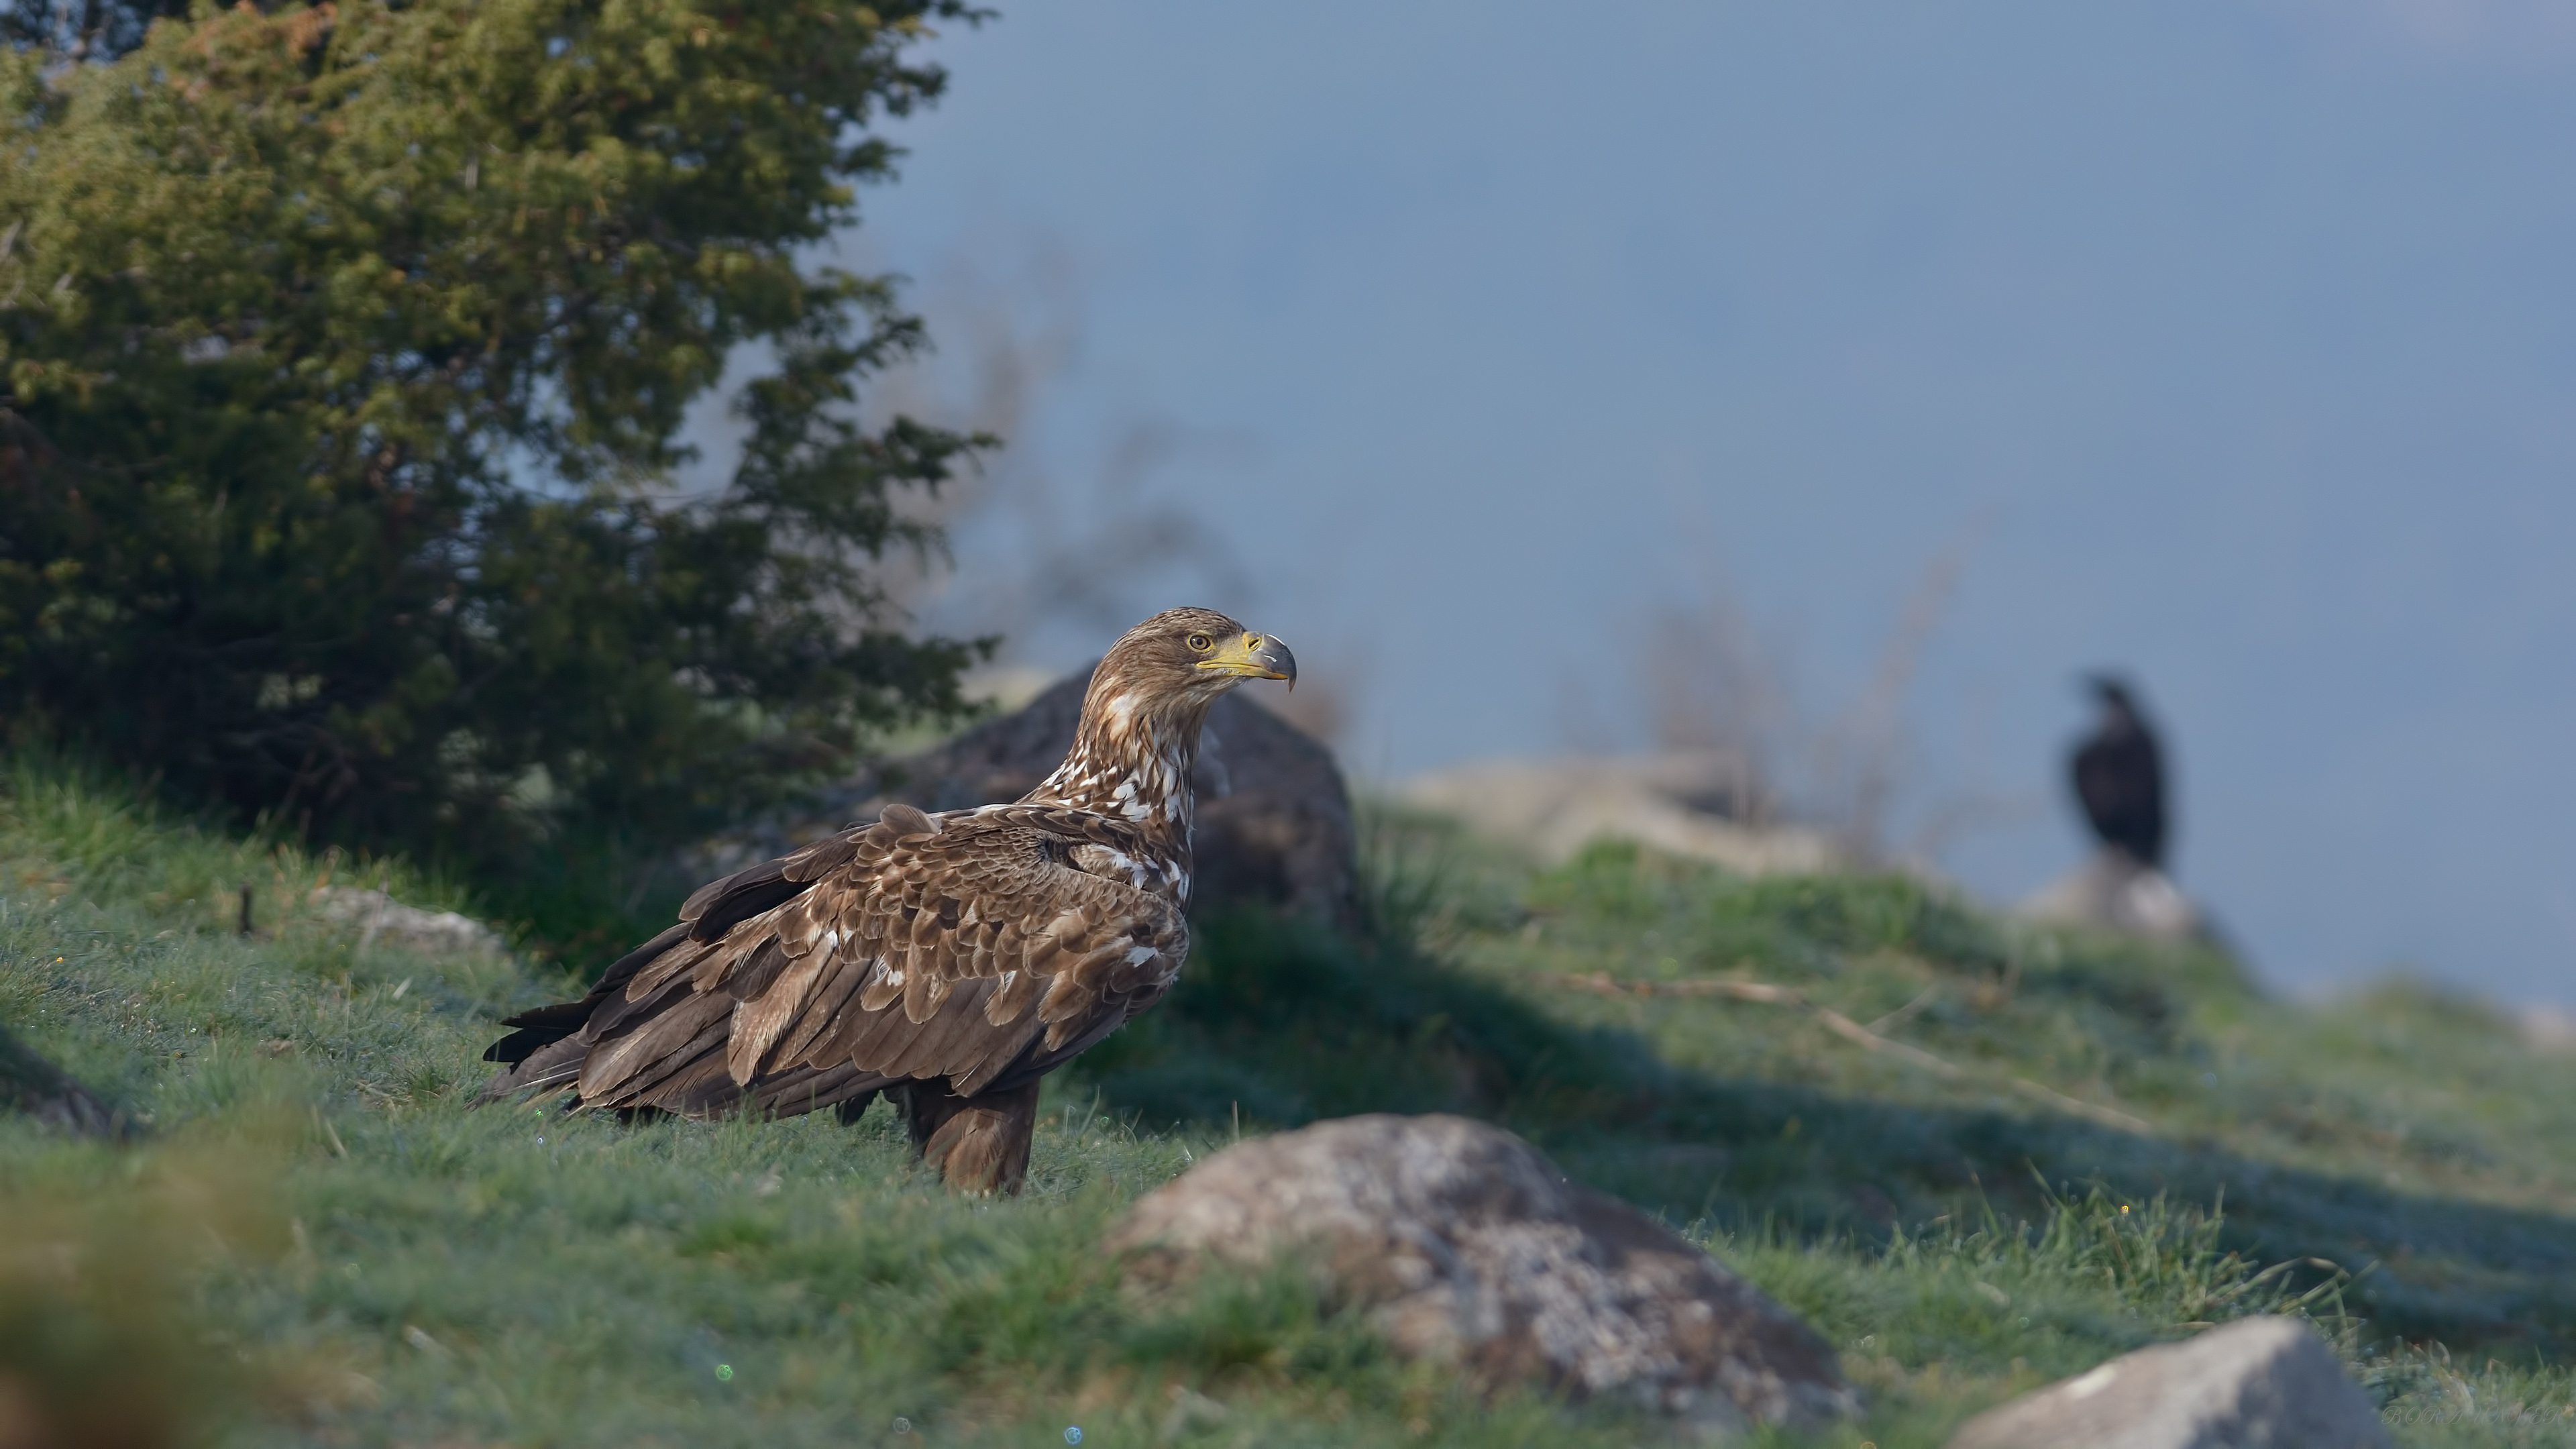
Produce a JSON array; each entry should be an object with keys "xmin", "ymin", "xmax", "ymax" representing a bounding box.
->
[{"xmin": 1025, "ymin": 689, "xmax": 1212, "ymax": 868}]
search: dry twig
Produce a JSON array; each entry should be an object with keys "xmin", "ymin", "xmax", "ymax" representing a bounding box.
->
[
  {"xmin": 1867, "ymin": 982, "xmax": 1943, "ymax": 1034},
  {"xmin": 1536, "ymin": 971, "xmax": 2155, "ymax": 1136}
]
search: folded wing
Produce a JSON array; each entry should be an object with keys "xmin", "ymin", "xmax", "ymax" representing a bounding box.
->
[{"xmin": 482, "ymin": 803, "xmax": 1187, "ymax": 1118}]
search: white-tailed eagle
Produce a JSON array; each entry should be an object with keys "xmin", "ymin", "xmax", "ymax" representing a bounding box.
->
[
  {"xmin": 480, "ymin": 608, "xmax": 1295, "ymax": 1193},
  {"xmin": 2072, "ymin": 674, "xmax": 2166, "ymax": 869}
]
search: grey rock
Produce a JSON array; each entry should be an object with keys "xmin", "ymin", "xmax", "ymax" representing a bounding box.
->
[
  {"xmin": 1399, "ymin": 754, "xmax": 1844, "ymax": 877},
  {"xmin": 310, "ymin": 887, "xmax": 508, "ymax": 959},
  {"xmin": 797, "ymin": 665, "xmax": 1357, "ymax": 927},
  {"xmin": 2017, "ymin": 848, "xmax": 2212, "ymax": 945},
  {"xmin": 2521, "ymin": 1005, "xmax": 2576, "ymax": 1053},
  {"xmin": 1945, "ymin": 1316, "xmax": 2390, "ymax": 1449},
  {"xmin": 1106, "ymin": 1113, "xmax": 1858, "ymax": 1435}
]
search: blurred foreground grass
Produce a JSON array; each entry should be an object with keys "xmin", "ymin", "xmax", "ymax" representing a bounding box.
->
[{"xmin": 4, "ymin": 765, "xmax": 2575, "ymax": 1444}]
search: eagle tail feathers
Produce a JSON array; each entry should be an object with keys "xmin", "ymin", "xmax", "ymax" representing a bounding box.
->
[
  {"xmin": 576, "ymin": 990, "xmax": 731, "ymax": 1102},
  {"xmin": 476, "ymin": 1035, "xmax": 590, "ymax": 1102}
]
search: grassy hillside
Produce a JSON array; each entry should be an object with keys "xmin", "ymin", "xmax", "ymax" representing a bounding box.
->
[{"xmin": 5, "ymin": 767, "xmax": 2576, "ymax": 1446}]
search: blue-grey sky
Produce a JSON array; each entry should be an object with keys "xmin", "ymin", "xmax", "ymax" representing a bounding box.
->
[{"xmin": 815, "ymin": 0, "xmax": 2576, "ymax": 1003}]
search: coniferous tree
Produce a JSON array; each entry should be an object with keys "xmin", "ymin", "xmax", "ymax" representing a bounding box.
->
[{"xmin": 0, "ymin": 0, "xmax": 989, "ymax": 920}]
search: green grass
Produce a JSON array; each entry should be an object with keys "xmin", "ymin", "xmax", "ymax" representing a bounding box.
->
[{"xmin": 5, "ymin": 768, "xmax": 2576, "ymax": 1445}]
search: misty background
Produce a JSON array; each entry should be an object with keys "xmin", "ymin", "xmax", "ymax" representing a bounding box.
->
[{"xmin": 686, "ymin": 0, "xmax": 2576, "ymax": 1006}]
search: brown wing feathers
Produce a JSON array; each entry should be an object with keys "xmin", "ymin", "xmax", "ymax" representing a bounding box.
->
[{"xmin": 479, "ymin": 802, "xmax": 1186, "ymax": 1119}]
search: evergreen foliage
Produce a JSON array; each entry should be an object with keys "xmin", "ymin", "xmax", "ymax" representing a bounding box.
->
[
  {"xmin": 0, "ymin": 0, "xmax": 987, "ymax": 892},
  {"xmin": 0, "ymin": 0, "xmax": 191, "ymax": 63}
]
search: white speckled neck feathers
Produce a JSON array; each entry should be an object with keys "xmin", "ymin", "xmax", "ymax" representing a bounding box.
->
[
  {"xmin": 1010, "ymin": 606, "xmax": 1290, "ymax": 907},
  {"xmin": 1020, "ymin": 684, "xmax": 1214, "ymax": 904}
]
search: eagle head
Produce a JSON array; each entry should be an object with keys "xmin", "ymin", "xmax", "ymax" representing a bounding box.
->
[
  {"xmin": 1042, "ymin": 607, "xmax": 1296, "ymax": 833},
  {"xmin": 1094, "ymin": 606, "xmax": 1296, "ymax": 711}
]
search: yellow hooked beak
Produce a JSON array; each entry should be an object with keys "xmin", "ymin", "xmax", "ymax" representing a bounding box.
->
[{"xmin": 1197, "ymin": 631, "xmax": 1297, "ymax": 689}]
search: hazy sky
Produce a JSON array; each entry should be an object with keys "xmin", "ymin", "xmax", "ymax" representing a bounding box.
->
[{"xmin": 792, "ymin": 1, "xmax": 2576, "ymax": 1003}]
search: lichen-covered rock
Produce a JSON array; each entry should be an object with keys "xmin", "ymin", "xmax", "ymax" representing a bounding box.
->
[
  {"xmin": 310, "ymin": 887, "xmax": 508, "ymax": 959},
  {"xmin": 1945, "ymin": 1316, "xmax": 2389, "ymax": 1449},
  {"xmin": 792, "ymin": 665, "xmax": 1357, "ymax": 927},
  {"xmin": 2015, "ymin": 848, "xmax": 2212, "ymax": 945},
  {"xmin": 1106, "ymin": 1114, "xmax": 1858, "ymax": 1435},
  {"xmin": 1399, "ymin": 754, "xmax": 1843, "ymax": 876}
]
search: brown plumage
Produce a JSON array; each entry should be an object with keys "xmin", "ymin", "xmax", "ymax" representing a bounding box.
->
[
  {"xmin": 2072, "ymin": 675, "xmax": 2167, "ymax": 869},
  {"xmin": 479, "ymin": 608, "xmax": 1295, "ymax": 1193}
]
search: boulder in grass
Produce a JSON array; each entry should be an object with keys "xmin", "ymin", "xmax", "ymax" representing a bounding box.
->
[
  {"xmin": 1106, "ymin": 1113, "xmax": 1858, "ymax": 1436},
  {"xmin": 1944, "ymin": 1316, "xmax": 2389, "ymax": 1449},
  {"xmin": 311, "ymin": 886, "xmax": 508, "ymax": 959},
  {"xmin": 2016, "ymin": 848, "xmax": 2212, "ymax": 945},
  {"xmin": 1399, "ymin": 754, "xmax": 1844, "ymax": 877}
]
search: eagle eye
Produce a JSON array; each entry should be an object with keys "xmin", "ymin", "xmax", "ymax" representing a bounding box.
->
[{"xmin": 1187, "ymin": 633, "xmax": 1213, "ymax": 652}]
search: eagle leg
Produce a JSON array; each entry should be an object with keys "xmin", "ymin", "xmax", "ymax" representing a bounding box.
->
[{"xmin": 894, "ymin": 1080, "xmax": 1041, "ymax": 1196}]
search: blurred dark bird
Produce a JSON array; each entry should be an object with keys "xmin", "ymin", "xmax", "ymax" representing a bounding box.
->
[
  {"xmin": 478, "ymin": 608, "xmax": 1294, "ymax": 1195},
  {"xmin": 2070, "ymin": 675, "xmax": 2167, "ymax": 868}
]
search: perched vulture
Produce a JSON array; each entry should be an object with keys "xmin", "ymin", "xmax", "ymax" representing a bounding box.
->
[
  {"xmin": 2070, "ymin": 675, "xmax": 2166, "ymax": 869},
  {"xmin": 479, "ymin": 608, "xmax": 1295, "ymax": 1194}
]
